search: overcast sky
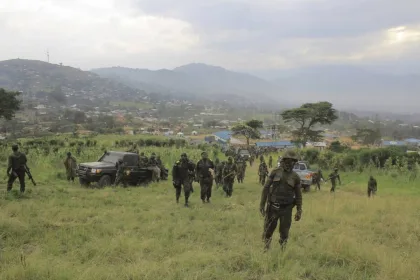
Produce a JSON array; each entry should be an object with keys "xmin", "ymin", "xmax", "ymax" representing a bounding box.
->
[{"xmin": 1, "ymin": 0, "xmax": 419, "ymax": 72}]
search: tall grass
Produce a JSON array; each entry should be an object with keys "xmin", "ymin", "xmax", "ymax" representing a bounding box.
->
[{"xmin": 1, "ymin": 136, "xmax": 420, "ymax": 279}]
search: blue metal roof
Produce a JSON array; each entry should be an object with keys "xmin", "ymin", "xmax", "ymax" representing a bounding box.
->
[
  {"xmin": 256, "ymin": 141, "xmax": 294, "ymax": 147},
  {"xmin": 382, "ymin": 140, "xmax": 406, "ymax": 146},
  {"xmin": 404, "ymin": 138, "xmax": 420, "ymax": 143},
  {"xmin": 213, "ymin": 130, "xmax": 232, "ymax": 140}
]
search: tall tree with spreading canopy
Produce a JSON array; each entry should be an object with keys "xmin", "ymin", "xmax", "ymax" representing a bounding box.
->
[
  {"xmin": 351, "ymin": 128, "xmax": 381, "ymax": 146},
  {"xmin": 231, "ymin": 119, "xmax": 263, "ymax": 146},
  {"xmin": 281, "ymin": 102, "xmax": 338, "ymax": 146},
  {"xmin": 0, "ymin": 88, "xmax": 22, "ymax": 120}
]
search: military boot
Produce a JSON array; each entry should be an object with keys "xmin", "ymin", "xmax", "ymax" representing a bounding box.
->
[{"xmin": 184, "ymin": 197, "xmax": 189, "ymax": 207}]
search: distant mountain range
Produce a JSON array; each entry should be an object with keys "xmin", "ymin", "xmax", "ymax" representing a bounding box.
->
[
  {"xmin": 0, "ymin": 59, "xmax": 146, "ymax": 101},
  {"xmin": 93, "ymin": 63, "xmax": 420, "ymax": 113},
  {"xmin": 1, "ymin": 58, "xmax": 418, "ymax": 114},
  {"xmin": 91, "ymin": 63, "xmax": 284, "ymax": 108}
]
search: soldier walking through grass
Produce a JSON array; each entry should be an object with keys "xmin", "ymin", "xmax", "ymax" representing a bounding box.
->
[
  {"xmin": 368, "ymin": 176, "xmax": 377, "ymax": 198},
  {"xmin": 222, "ymin": 157, "xmax": 237, "ymax": 197},
  {"xmin": 7, "ymin": 144, "xmax": 28, "ymax": 194},
  {"xmin": 148, "ymin": 153, "xmax": 161, "ymax": 182},
  {"xmin": 268, "ymin": 156, "xmax": 273, "ymax": 168},
  {"xmin": 173, "ymin": 153, "xmax": 195, "ymax": 207},
  {"xmin": 196, "ymin": 151, "xmax": 215, "ymax": 203},
  {"xmin": 64, "ymin": 152, "xmax": 77, "ymax": 182},
  {"xmin": 258, "ymin": 159, "xmax": 269, "ymax": 185},
  {"xmin": 328, "ymin": 168, "xmax": 341, "ymax": 193},
  {"xmin": 313, "ymin": 169, "xmax": 324, "ymax": 191},
  {"xmin": 260, "ymin": 150, "xmax": 302, "ymax": 251}
]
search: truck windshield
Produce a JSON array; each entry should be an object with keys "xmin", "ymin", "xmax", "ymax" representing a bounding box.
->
[
  {"xmin": 294, "ymin": 163, "xmax": 306, "ymax": 170},
  {"xmin": 99, "ymin": 153, "xmax": 121, "ymax": 164}
]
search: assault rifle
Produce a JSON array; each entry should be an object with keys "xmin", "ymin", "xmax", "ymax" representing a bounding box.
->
[{"xmin": 24, "ymin": 165, "xmax": 37, "ymax": 186}]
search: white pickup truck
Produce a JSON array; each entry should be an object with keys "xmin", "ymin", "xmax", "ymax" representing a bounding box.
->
[{"xmin": 293, "ymin": 161, "xmax": 315, "ymax": 192}]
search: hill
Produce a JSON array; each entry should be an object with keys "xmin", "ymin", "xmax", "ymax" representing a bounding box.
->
[
  {"xmin": 0, "ymin": 59, "xmax": 146, "ymax": 101},
  {"xmin": 92, "ymin": 63, "xmax": 283, "ymax": 108}
]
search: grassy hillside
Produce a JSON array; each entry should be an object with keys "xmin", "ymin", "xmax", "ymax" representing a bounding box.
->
[{"xmin": 1, "ymin": 144, "xmax": 420, "ymax": 279}]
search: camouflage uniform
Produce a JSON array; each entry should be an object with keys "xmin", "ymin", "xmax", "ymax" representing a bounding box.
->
[
  {"xmin": 196, "ymin": 152, "xmax": 215, "ymax": 203},
  {"xmin": 64, "ymin": 152, "xmax": 77, "ymax": 182},
  {"xmin": 367, "ymin": 176, "xmax": 377, "ymax": 197},
  {"xmin": 235, "ymin": 157, "xmax": 246, "ymax": 183},
  {"xmin": 148, "ymin": 153, "xmax": 161, "ymax": 182},
  {"xmin": 139, "ymin": 152, "xmax": 149, "ymax": 168},
  {"xmin": 249, "ymin": 155, "xmax": 255, "ymax": 167},
  {"xmin": 172, "ymin": 153, "xmax": 195, "ymax": 207},
  {"xmin": 222, "ymin": 157, "xmax": 237, "ymax": 197},
  {"xmin": 7, "ymin": 145, "xmax": 28, "ymax": 193},
  {"xmin": 259, "ymin": 161, "xmax": 269, "ymax": 185},
  {"xmin": 127, "ymin": 144, "xmax": 139, "ymax": 154},
  {"xmin": 157, "ymin": 156, "xmax": 168, "ymax": 180},
  {"xmin": 313, "ymin": 169, "xmax": 324, "ymax": 190},
  {"xmin": 329, "ymin": 169, "xmax": 341, "ymax": 193},
  {"xmin": 268, "ymin": 156, "xmax": 273, "ymax": 168},
  {"xmin": 214, "ymin": 159, "xmax": 223, "ymax": 187},
  {"xmin": 260, "ymin": 150, "xmax": 302, "ymax": 250},
  {"xmin": 114, "ymin": 159, "xmax": 127, "ymax": 187}
]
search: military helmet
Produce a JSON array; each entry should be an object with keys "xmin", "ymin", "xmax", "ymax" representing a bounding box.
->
[
  {"xmin": 181, "ymin": 153, "xmax": 187, "ymax": 157},
  {"xmin": 67, "ymin": 152, "xmax": 72, "ymax": 156},
  {"xmin": 12, "ymin": 144, "xmax": 18, "ymax": 149},
  {"xmin": 282, "ymin": 150, "xmax": 298, "ymax": 161}
]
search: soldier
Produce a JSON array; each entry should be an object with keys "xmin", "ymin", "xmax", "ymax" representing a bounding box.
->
[
  {"xmin": 249, "ymin": 154, "xmax": 255, "ymax": 167},
  {"xmin": 157, "ymin": 155, "xmax": 168, "ymax": 180},
  {"xmin": 313, "ymin": 169, "xmax": 324, "ymax": 191},
  {"xmin": 139, "ymin": 152, "xmax": 148, "ymax": 167},
  {"xmin": 196, "ymin": 151, "xmax": 215, "ymax": 203},
  {"xmin": 7, "ymin": 144, "xmax": 28, "ymax": 193},
  {"xmin": 222, "ymin": 157, "xmax": 237, "ymax": 197},
  {"xmin": 114, "ymin": 158, "xmax": 127, "ymax": 187},
  {"xmin": 328, "ymin": 168, "xmax": 341, "ymax": 193},
  {"xmin": 64, "ymin": 152, "xmax": 77, "ymax": 182},
  {"xmin": 173, "ymin": 153, "xmax": 196, "ymax": 207},
  {"xmin": 127, "ymin": 143, "xmax": 139, "ymax": 154},
  {"xmin": 148, "ymin": 153, "xmax": 161, "ymax": 182},
  {"xmin": 214, "ymin": 158, "xmax": 221, "ymax": 187},
  {"xmin": 268, "ymin": 156, "xmax": 273, "ymax": 168},
  {"xmin": 367, "ymin": 176, "xmax": 377, "ymax": 198},
  {"xmin": 258, "ymin": 159, "xmax": 269, "ymax": 185},
  {"xmin": 235, "ymin": 156, "xmax": 246, "ymax": 183},
  {"xmin": 260, "ymin": 150, "xmax": 302, "ymax": 251}
]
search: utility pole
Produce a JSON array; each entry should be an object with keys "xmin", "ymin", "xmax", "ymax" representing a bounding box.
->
[{"xmin": 46, "ymin": 49, "xmax": 50, "ymax": 63}]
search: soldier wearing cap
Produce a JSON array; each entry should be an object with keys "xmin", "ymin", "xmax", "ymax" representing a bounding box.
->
[
  {"xmin": 196, "ymin": 151, "xmax": 215, "ymax": 203},
  {"xmin": 7, "ymin": 144, "xmax": 28, "ymax": 193},
  {"xmin": 260, "ymin": 150, "xmax": 302, "ymax": 251},
  {"xmin": 172, "ymin": 153, "xmax": 196, "ymax": 207}
]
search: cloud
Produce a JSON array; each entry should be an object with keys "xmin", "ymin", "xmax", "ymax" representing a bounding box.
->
[
  {"xmin": 0, "ymin": 0, "xmax": 200, "ymax": 69},
  {"xmin": 0, "ymin": 0, "xmax": 419, "ymax": 72}
]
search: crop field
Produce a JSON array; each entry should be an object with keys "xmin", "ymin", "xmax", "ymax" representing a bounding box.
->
[{"xmin": 1, "ymin": 136, "xmax": 420, "ymax": 280}]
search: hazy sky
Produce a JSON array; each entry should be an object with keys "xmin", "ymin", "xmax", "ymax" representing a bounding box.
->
[{"xmin": 1, "ymin": 0, "xmax": 419, "ymax": 72}]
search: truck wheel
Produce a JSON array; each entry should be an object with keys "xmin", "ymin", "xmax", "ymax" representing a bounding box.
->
[
  {"xmin": 98, "ymin": 175, "xmax": 112, "ymax": 188},
  {"xmin": 79, "ymin": 178, "xmax": 90, "ymax": 187}
]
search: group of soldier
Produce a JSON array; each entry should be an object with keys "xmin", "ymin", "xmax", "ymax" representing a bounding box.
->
[
  {"xmin": 6, "ymin": 144, "xmax": 379, "ymax": 251},
  {"xmin": 172, "ymin": 152, "xmax": 250, "ymax": 207}
]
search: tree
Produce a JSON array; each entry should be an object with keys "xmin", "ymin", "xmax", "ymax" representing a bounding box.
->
[
  {"xmin": 231, "ymin": 119, "xmax": 263, "ymax": 146},
  {"xmin": 0, "ymin": 88, "xmax": 22, "ymax": 120},
  {"xmin": 204, "ymin": 120, "xmax": 219, "ymax": 128},
  {"xmin": 351, "ymin": 128, "xmax": 381, "ymax": 146},
  {"xmin": 281, "ymin": 102, "xmax": 338, "ymax": 146}
]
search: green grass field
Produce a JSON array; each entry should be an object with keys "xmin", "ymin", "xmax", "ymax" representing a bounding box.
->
[{"xmin": 2, "ymin": 158, "xmax": 420, "ymax": 280}]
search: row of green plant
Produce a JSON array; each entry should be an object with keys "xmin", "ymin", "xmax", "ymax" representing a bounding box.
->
[{"xmin": 298, "ymin": 146, "xmax": 420, "ymax": 180}]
